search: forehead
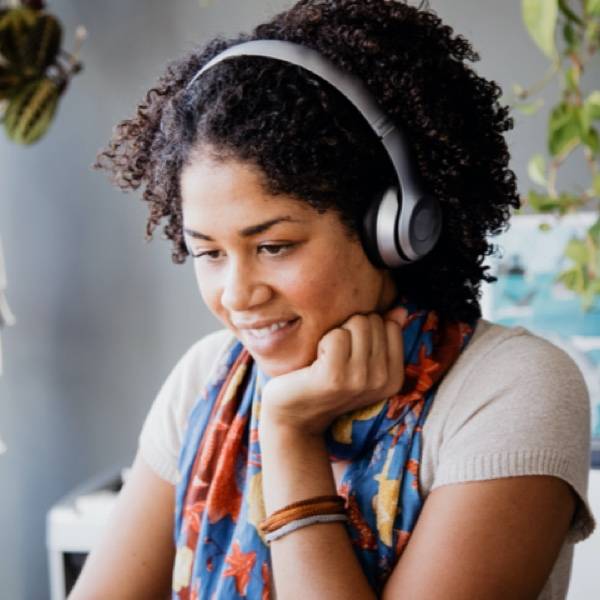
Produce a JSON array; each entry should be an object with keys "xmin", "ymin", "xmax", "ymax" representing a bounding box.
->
[{"xmin": 180, "ymin": 154, "xmax": 319, "ymax": 225}]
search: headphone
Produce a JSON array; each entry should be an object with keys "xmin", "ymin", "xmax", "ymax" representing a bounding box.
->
[{"xmin": 187, "ymin": 39, "xmax": 442, "ymax": 268}]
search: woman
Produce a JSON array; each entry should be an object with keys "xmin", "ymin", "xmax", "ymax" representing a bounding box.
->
[{"xmin": 71, "ymin": 1, "xmax": 595, "ymax": 598}]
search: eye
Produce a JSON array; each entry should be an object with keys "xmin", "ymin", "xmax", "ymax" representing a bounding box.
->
[
  {"xmin": 191, "ymin": 249, "xmax": 222, "ymax": 260},
  {"xmin": 258, "ymin": 243, "xmax": 295, "ymax": 257}
]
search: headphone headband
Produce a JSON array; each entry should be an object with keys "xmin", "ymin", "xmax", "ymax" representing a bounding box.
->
[{"xmin": 186, "ymin": 39, "xmax": 441, "ymax": 266}]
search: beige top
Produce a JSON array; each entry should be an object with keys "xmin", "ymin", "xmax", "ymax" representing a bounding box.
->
[{"xmin": 139, "ymin": 319, "xmax": 596, "ymax": 599}]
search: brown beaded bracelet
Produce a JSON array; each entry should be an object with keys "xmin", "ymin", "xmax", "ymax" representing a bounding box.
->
[{"xmin": 259, "ymin": 494, "xmax": 346, "ymax": 535}]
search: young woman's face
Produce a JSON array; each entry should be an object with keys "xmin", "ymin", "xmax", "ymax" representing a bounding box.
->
[{"xmin": 180, "ymin": 152, "xmax": 397, "ymax": 377}]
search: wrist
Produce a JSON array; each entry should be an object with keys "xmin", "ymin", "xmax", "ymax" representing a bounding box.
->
[
  {"xmin": 259, "ymin": 410, "xmax": 325, "ymax": 444},
  {"xmin": 259, "ymin": 400, "xmax": 334, "ymax": 439}
]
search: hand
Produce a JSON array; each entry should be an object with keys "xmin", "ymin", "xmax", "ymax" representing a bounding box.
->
[{"xmin": 259, "ymin": 310, "xmax": 406, "ymax": 438}]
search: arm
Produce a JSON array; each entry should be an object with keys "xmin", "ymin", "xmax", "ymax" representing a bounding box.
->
[
  {"xmin": 68, "ymin": 451, "xmax": 175, "ymax": 600},
  {"xmin": 258, "ymin": 313, "xmax": 581, "ymax": 599},
  {"xmin": 261, "ymin": 423, "xmax": 575, "ymax": 600},
  {"xmin": 382, "ymin": 475, "xmax": 575, "ymax": 599},
  {"xmin": 260, "ymin": 423, "xmax": 377, "ymax": 600},
  {"xmin": 259, "ymin": 313, "xmax": 403, "ymax": 599}
]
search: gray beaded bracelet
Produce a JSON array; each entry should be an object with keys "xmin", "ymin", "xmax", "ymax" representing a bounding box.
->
[{"xmin": 264, "ymin": 513, "xmax": 349, "ymax": 544}]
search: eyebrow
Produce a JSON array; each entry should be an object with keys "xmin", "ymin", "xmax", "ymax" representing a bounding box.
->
[{"xmin": 183, "ymin": 216, "xmax": 304, "ymax": 241}]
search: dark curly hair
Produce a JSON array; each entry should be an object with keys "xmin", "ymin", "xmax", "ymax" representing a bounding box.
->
[{"xmin": 95, "ymin": 0, "xmax": 520, "ymax": 323}]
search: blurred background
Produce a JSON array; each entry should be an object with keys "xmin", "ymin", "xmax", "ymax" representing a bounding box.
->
[{"xmin": 0, "ymin": 1, "xmax": 598, "ymax": 598}]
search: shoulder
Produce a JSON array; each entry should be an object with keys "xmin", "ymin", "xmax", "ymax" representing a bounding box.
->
[
  {"xmin": 168, "ymin": 328, "xmax": 237, "ymax": 396},
  {"xmin": 436, "ymin": 318, "xmax": 590, "ymax": 412},
  {"xmin": 421, "ymin": 319, "xmax": 594, "ymax": 541},
  {"xmin": 429, "ymin": 318, "xmax": 591, "ymax": 453},
  {"xmin": 137, "ymin": 328, "xmax": 236, "ymax": 483},
  {"xmin": 159, "ymin": 328, "xmax": 237, "ymax": 425}
]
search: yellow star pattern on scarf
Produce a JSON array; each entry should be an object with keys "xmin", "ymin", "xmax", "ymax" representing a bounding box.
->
[
  {"xmin": 221, "ymin": 362, "xmax": 249, "ymax": 408},
  {"xmin": 373, "ymin": 444, "xmax": 400, "ymax": 547},
  {"xmin": 247, "ymin": 472, "xmax": 267, "ymax": 543},
  {"xmin": 331, "ymin": 398, "xmax": 387, "ymax": 444}
]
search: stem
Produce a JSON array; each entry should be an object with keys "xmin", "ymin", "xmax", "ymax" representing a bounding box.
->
[
  {"xmin": 514, "ymin": 62, "xmax": 561, "ymax": 102},
  {"xmin": 57, "ymin": 25, "xmax": 86, "ymax": 83},
  {"xmin": 583, "ymin": 147, "xmax": 598, "ymax": 177},
  {"xmin": 547, "ymin": 164, "xmax": 559, "ymax": 198}
]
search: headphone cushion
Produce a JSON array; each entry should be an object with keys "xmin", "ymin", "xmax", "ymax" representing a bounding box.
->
[{"xmin": 361, "ymin": 193, "xmax": 387, "ymax": 269}]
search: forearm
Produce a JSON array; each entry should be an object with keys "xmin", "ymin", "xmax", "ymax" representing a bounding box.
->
[{"xmin": 260, "ymin": 421, "xmax": 376, "ymax": 600}]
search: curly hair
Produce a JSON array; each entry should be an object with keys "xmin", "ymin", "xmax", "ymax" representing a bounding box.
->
[{"xmin": 95, "ymin": 0, "xmax": 520, "ymax": 323}]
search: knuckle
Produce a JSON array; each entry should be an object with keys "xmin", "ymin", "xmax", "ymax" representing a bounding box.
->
[
  {"xmin": 346, "ymin": 313, "xmax": 368, "ymax": 331},
  {"xmin": 350, "ymin": 367, "xmax": 367, "ymax": 390},
  {"xmin": 371, "ymin": 366, "xmax": 388, "ymax": 390},
  {"xmin": 369, "ymin": 313, "xmax": 383, "ymax": 328}
]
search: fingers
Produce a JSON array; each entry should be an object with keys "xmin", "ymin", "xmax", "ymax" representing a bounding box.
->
[
  {"xmin": 341, "ymin": 314, "xmax": 392, "ymax": 392},
  {"xmin": 316, "ymin": 327, "xmax": 351, "ymax": 381},
  {"xmin": 341, "ymin": 314, "xmax": 371, "ymax": 361}
]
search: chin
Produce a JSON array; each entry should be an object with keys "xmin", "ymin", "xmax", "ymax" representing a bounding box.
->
[{"xmin": 254, "ymin": 353, "xmax": 313, "ymax": 378}]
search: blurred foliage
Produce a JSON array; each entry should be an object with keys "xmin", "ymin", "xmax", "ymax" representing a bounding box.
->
[
  {"xmin": 0, "ymin": 0, "xmax": 85, "ymax": 144},
  {"xmin": 509, "ymin": 0, "xmax": 600, "ymax": 310}
]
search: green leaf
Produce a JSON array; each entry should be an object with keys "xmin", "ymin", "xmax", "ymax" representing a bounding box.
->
[
  {"xmin": 548, "ymin": 102, "xmax": 581, "ymax": 156},
  {"xmin": 559, "ymin": 0, "xmax": 584, "ymax": 24},
  {"xmin": 538, "ymin": 222, "xmax": 553, "ymax": 232},
  {"xmin": 589, "ymin": 217, "xmax": 600, "ymax": 243},
  {"xmin": 562, "ymin": 22, "xmax": 579, "ymax": 49},
  {"xmin": 557, "ymin": 191, "xmax": 587, "ymax": 213},
  {"xmin": 528, "ymin": 153, "xmax": 547, "ymax": 186},
  {"xmin": 515, "ymin": 99, "xmax": 544, "ymax": 115},
  {"xmin": 522, "ymin": 0, "xmax": 559, "ymax": 58},
  {"xmin": 586, "ymin": 91, "xmax": 600, "ymax": 121},
  {"xmin": 577, "ymin": 105, "xmax": 591, "ymax": 136},
  {"xmin": 593, "ymin": 173, "xmax": 600, "ymax": 196},
  {"xmin": 557, "ymin": 267, "xmax": 579, "ymax": 289},
  {"xmin": 585, "ymin": 20, "xmax": 600, "ymax": 45},
  {"xmin": 582, "ymin": 127, "xmax": 600, "ymax": 155},
  {"xmin": 564, "ymin": 65, "xmax": 580, "ymax": 92},
  {"xmin": 527, "ymin": 190, "xmax": 562, "ymax": 212},
  {"xmin": 586, "ymin": 0, "xmax": 600, "ymax": 16},
  {"xmin": 565, "ymin": 238, "xmax": 588, "ymax": 263}
]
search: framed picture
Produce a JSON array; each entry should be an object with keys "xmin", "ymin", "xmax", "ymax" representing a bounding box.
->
[{"xmin": 481, "ymin": 212, "xmax": 600, "ymax": 465}]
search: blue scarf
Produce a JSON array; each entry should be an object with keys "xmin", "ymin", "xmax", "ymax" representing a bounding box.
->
[{"xmin": 172, "ymin": 303, "xmax": 476, "ymax": 598}]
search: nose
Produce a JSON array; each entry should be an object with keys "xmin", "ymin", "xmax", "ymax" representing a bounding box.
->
[{"xmin": 220, "ymin": 259, "xmax": 271, "ymax": 311}]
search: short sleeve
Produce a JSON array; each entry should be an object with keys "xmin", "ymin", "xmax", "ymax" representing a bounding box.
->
[
  {"xmin": 431, "ymin": 329, "xmax": 596, "ymax": 543},
  {"xmin": 138, "ymin": 328, "xmax": 234, "ymax": 484}
]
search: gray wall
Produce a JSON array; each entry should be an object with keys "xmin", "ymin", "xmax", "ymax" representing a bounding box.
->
[{"xmin": 0, "ymin": 1, "xmax": 592, "ymax": 598}]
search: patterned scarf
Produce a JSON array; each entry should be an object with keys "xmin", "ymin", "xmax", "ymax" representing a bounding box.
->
[{"xmin": 173, "ymin": 302, "xmax": 476, "ymax": 599}]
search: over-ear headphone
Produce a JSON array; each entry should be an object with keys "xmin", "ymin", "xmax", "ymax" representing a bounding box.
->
[{"xmin": 186, "ymin": 40, "xmax": 442, "ymax": 268}]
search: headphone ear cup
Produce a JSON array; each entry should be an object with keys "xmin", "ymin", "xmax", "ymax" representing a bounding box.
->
[
  {"xmin": 362, "ymin": 189, "xmax": 442, "ymax": 268},
  {"xmin": 405, "ymin": 195, "xmax": 442, "ymax": 258},
  {"xmin": 363, "ymin": 186, "xmax": 408, "ymax": 269}
]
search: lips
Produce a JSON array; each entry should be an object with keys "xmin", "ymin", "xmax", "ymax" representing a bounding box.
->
[{"xmin": 237, "ymin": 317, "xmax": 301, "ymax": 354}]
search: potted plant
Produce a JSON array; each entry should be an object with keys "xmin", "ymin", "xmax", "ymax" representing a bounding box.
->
[{"xmin": 510, "ymin": 0, "xmax": 600, "ymax": 310}]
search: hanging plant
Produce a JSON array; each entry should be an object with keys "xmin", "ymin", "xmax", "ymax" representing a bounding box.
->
[
  {"xmin": 509, "ymin": 0, "xmax": 600, "ymax": 311},
  {"xmin": 0, "ymin": 0, "xmax": 85, "ymax": 145}
]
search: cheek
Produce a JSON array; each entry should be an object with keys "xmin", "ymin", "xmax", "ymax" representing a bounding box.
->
[{"xmin": 286, "ymin": 252, "xmax": 351, "ymax": 311}]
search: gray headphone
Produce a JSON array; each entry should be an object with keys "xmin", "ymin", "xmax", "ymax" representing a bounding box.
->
[{"xmin": 187, "ymin": 39, "xmax": 442, "ymax": 268}]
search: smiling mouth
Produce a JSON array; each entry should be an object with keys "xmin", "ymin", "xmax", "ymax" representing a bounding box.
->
[{"xmin": 243, "ymin": 318, "xmax": 300, "ymax": 339}]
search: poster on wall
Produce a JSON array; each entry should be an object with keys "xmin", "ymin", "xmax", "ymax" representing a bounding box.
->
[{"xmin": 481, "ymin": 212, "xmax": 600, "ymax": 458}]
